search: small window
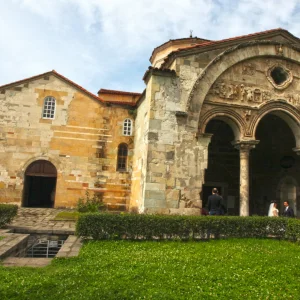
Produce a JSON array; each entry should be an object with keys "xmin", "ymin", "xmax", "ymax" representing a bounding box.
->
[
  {"xmin": 123, "ymin": 119, "xmax": 133, "ymax": 136},
  {"xmin": 42, "ymin": 96, "xmax": 56, "ymax": 119},
  {"xmin": 117, "ymin": 143, "xmax": 128, "ymax": 171}
]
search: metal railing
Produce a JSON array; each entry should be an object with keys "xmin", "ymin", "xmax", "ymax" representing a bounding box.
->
[{"xmin": 26, "ymin": 239, "xmax": 65, "ymax": 258}]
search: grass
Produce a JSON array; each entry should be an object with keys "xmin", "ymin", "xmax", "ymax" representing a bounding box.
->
[
  {"xmin": 53, "ymin": 211, "xmax": 79, "ymax": 221},
  {"xmin": 0, "ymin": 239, "xmax": 300, "ymax": 299},
  {"xmin": 0, "ymin": 236, "xmax": 4, "ymax": 241}
]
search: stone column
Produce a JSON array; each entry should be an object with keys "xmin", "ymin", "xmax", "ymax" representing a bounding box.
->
[{"xmin": 233, "ymin": 140, "xmax": 259, "ymax": 216}]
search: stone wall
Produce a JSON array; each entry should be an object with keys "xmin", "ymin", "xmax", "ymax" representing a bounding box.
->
[{"xmin": 0, "ymin": 75, "xmax": 133, "ymax": 209}]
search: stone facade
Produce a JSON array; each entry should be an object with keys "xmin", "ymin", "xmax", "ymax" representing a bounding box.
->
[
  {"xmin": 0, "ymin": 73, "xmax": 134, "ymax": 210},
  {"xmin": 133, "ymin": 29, "xmax": 300, "ymax": 216},
  {"xmin": 2, "ymin": 28, "xmax": 300, "ymax": 216}
]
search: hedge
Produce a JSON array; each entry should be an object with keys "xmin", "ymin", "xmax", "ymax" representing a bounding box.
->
[
  {"xmin": 76, "ymin": 213, "xmax": 300, "ymax": 241},
  {"xmin": 0, "ymin": 204, "xmax": 18, "ymax": 228}
]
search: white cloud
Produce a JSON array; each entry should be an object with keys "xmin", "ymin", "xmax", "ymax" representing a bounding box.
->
[{"xmin": 0, "ymin": 0, "xmax": 300, "ymax": 93}]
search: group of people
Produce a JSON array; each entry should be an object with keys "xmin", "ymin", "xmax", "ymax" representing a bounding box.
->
[
  {"xmin": 268, "ymin": 200, "xmax": 294, "ymax": 218},
  {"xmin": 206, "ymin": 187, "xmax": 295, "ymax": 218}
]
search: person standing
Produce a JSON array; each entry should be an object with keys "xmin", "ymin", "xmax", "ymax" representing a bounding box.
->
[
  {"xmin": 282, "ymin": 201, "xmax": 294, "ymax": 218},
  {"xmin": 207, "ymin": 188, "xmax": 222, "ymax": 216},
  {"xmin": 268, "ymin": 202, "xmax": 279, "ymax": 217}
]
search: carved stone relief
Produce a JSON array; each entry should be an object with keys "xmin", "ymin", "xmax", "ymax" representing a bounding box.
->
[
  {"xmin": 207, "ymin": 57, "xmax": 300, "ymax": 108},
  {"xmin": 209, "ymin": 81, "xmax": 300, "ymax": 107}
]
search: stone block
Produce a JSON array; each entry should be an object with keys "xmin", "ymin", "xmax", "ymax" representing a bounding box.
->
[
  {"xmin": 145, "ymin": 190, "xmax": 165, "ymax": 200},
  {"xmin": 166, "ymin": 151, "xmax": 174, "ymax": 160},
  {"xmin": 145, "ymin": 183, "xmax": 165, "ymax": 191},
  {"xmin": 166, "ymin": 200, "xmax": 178, "ymax": 209},
  {"xmin": 149, "ymin": 119, "xmax": 162, "ymax": 130},
  {"xmin": 148, "ymin": 132, "xmax": 158, "ymax": 141}
]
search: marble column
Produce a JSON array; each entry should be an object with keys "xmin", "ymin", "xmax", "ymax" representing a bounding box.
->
[{"xmin": 233, "ymin": 140, "xmax": 259, "ymax": 216}]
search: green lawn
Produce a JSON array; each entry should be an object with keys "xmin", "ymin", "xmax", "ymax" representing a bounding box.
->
[
  {"xmin": 53, "ymin": 211, "xmax": 79, "ymax": 221},
  {"xmin": 0, "ymin": 239, "xmax": 300, "ymax": 299}
]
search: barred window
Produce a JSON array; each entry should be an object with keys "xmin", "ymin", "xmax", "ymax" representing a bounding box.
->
[
  {"xmin": 117, "ymin": 143, "xmax": 128, "ymax": 171},
  {"xmin": 123, "ymin": 119, "xmax": 132, "ymax": 136},
  {"xmin": 42, "ymin": 96, "xmax": 56, "ymax": 119}
]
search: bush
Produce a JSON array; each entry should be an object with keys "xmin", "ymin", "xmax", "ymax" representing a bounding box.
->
[
  {"xmin": 285, "ymin": 218, "xmax": 300, "ymax": 241},
  {"xmin": 0, "ymin": 204, "xmax": 18, "ymax": 228},
  {"xmin": 76, "ymin": 214, "xmax": 298, "ymax": 241},
  {"xmin": 76, "ymin": 190, "xmax": 105, "ymax": 213}
]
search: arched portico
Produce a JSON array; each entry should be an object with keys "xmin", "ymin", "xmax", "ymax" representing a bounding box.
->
[
  {"xmin": 192, "ymin": 42, "xmax": 300, "ymax": 216},
  {"xmin": 187, "ymin": 41, "xmax": 300, "ymax": 123}
]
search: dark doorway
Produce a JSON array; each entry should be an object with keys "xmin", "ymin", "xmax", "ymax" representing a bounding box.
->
[
  {"xmin": 23, "ymin": 160, "xmax": 57, "ymax": 208},
  {"xmin": 251, "ymin": 114, "xmax": 299, "ymax": 216},
  {"xmin": 204, "ymin": 119, "xmax": 240, "ymax": 215}
]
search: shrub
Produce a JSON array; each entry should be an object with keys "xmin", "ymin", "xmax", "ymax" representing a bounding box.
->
[
  {"xmin": 0, "ymin": 204, "xmax": 18, "ymax": 228},
  {"xmin": 76, "ymin": 214, "xmax": 298, "ymax": 241},
  {"xmin": 285, "ymin": 218, "xmax": 300, "ymax": 241},
  {"xmin": 76, "ymin": 190, "xmax": 105, "ymax": 213}
]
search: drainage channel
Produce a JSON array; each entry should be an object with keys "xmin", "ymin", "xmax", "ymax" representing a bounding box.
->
[{"xmin": 1, "ymin": 231, "xmax": 82, "ymax": 267}]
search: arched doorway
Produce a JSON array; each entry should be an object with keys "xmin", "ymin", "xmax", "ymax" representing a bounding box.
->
[
  {"xmin": 203, "ymin": 119, "xmax": 240, "ymax": 215},
  {"xmin": 23, "ymin": 160, "xmax": 57, "ymax": 208},
  {"xmin": 251, "ymin": 113, "xmax": 300, "ymax": 216}
]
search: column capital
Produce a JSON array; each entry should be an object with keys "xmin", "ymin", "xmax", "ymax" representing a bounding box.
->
[
  {"xmin": 196, "ymin": 133, "xmax": 213, "ymax": 139},
  {"xmin": 292, "ymin": 147, "xmax": 300, "ymax": 155},
  {"xmin": 232, "ymin": 140, "xmax": 260, "ymax": 152}
]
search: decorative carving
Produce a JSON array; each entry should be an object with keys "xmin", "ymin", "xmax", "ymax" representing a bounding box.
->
[
  {"xmin": 262, "ymin": 91, "xmax": 272, "ymax": 101},
  {"xmin": 246, "ymin": 89, "xmax": 253, "ymax": 102},
  {"xmin": 275, "ymin": 44, "xmax": 284, "ymax": 56},
  {"xmin": 253, "ymin": 89, "xmax": 262, "ymax": 103},
  {"xmin": 228, "ymin": 85, "xmax": 239, "ymax": 99},
  {"xmin": 232, "ymin": 140, "xmax": 259, "ymax": 155},
  {"xmin": 175, "ymin": 111, "xmax": 188, "ymax": 117},
  {"xmin": 240, "ymin": 84, "xmax": 246, "ymax": 102},
  {"xmin": 242, "ymin": 63, "xmax": 255, "ymax": 75},
  {"xmin": 209, "ymin": 80, "xmax": 300, "ymax": 107},
  {"xmin": 244, "ymin": 110, "xmax": 252, "ymax": 121}
]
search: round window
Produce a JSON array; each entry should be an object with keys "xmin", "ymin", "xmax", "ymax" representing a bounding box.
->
[{"xmin": 266, "ymin": 64, "xmax": 293, "ymax": 90}]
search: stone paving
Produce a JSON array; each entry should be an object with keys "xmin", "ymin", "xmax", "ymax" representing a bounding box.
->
[
  {"xmin": 6, "ymin": 207, "xmax": 76, "ymax": 234},
  {"xmin": 0, "ymin": 208, "xmax": 82, "ymax": 267},
  {"xmin": 3, "ymin": 257, "xmax": 52, "ymax": 267}
]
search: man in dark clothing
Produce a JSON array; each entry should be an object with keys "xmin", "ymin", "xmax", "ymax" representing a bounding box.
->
[
  {"xmin": 207, "ymin": 188, "xmax": 222, "ymax": 215},
  {"xmin": 282, "ymin": 201, "xmax": 294, "ymax": 218}
]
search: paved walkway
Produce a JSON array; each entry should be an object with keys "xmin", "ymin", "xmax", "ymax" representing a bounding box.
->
[{"xmin": 6, "ymin": 208, "xmax": 76, "ymax": 234}]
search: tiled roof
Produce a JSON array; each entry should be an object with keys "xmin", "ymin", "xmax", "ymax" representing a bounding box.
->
[
  {"xmin": 0, "ymin": 70, "xmax": 137, "ymax": 107},
  {"xmin": 98, "ymin": 88, "xmax": 142, "ymax": 96},
  {"xmin": 150, "ymin": 37, "xmax": 211, "ymax": 62},
  {"xmin": 160, "ymin": 28, "xmax": 299, "ymax": 68}
]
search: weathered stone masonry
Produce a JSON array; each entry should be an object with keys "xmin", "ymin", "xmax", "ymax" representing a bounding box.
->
[{"xmin": 2, "ymin": 28, "xmax": 300, "ymax": 216}]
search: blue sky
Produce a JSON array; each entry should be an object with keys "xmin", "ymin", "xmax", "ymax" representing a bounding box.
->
[{"xmin": 0, "ymin": 0, "xmax": 300, "ymax": 94}]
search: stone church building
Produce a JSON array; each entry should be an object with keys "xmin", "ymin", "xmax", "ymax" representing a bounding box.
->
[{"xmin": 1, "ymin": 28, "xmax": 300, "ymax": 217}]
